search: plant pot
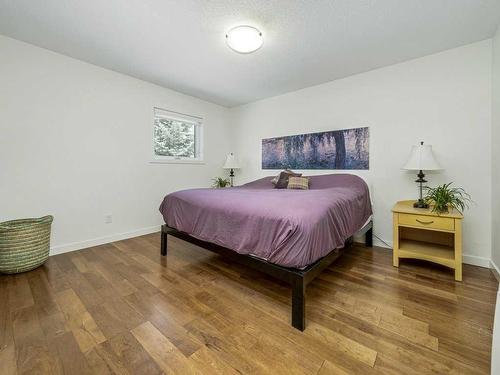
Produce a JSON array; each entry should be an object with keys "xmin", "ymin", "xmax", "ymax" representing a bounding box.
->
[{"xmin": 433, "ymin": 206, "xmax": 449, "ymax": 214}]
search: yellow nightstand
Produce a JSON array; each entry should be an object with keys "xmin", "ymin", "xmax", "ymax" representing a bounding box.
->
[{"xmin": 392, "ymin": 200, "xmax": 464, "ymax": 281}]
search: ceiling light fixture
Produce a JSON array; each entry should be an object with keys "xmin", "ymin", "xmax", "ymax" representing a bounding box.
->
[{"xmin": 225, "ymin": 25, "xmax": 263, "ymax": 54}]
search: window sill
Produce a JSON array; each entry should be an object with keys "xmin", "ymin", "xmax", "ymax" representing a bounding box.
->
[{"xmin": 150, "ymin": 159, "xmax": 205, "ymax": 165}]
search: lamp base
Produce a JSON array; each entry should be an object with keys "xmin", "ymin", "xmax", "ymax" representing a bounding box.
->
[
  {"xmin": 413, "ymin": 170, "xmax": 428, "ymax": 209},
  {"xmin": 413, "ymin": 199, "xmax": 429, "ymax": 209},
  {"xmin": 229, "ymin": 168, "xmax": 235, "ymax": 187}
]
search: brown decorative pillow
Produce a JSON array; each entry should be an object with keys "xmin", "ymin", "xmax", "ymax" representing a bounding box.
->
[
  {"xmin": 287, "ymin": 176, "xmax": 309, "ymax": 190},
  {"xmin": 271, "ymin": 174, "xmax": 280, "ymax": 186},
  {"xmin": 275, "ymin": 169, "xmax": 302, "ymax": 189},
  {"xmin": 271, "ymin": 169, "xmax": 295, "ymax": 186}
]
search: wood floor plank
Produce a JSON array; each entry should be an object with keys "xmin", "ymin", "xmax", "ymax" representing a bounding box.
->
[
  {"xmin": 317, "ymin": 360, "xmax": 352, "ymax": 375},
  {"xmin": 308, "ymin": 304, "xmax": 484, "ymax": 375},
  {"xmin": 124, "ymin": 291, "xmax": 202, "ymax": 357},
  {"xmin": 188, "ymin": 346, "xmax": 241, "ymax": 374},
  {"xmin": 39, "ymin": 258, "xmax": 70, "ymax": 293},
  {"xmin": 131, "ymin": 321, "xmax": 198, "ymax": 374},
  {"xmin": 105, "ymin": 331, "xmax": 163, "ymax": 375},
  {"xmin": 11, "ymin": 306, "xmax": 62, "ymax": 374},
  {"xmin": 87, "ymin": 297, "xmax": 145, "ymax": 340},
  {"xmin": 306, "ymin": 322, "xmax": 378, "ymax": 367},
  {"xmin": 64, "ymin": 269, "xmax": 105, "ymax": 310},
  {"xmin": 55, "ymin": 288, "xmax": 106, "ymax": 352},
  {"xmin": 85, "ymin": 342, "xmax": 132, "ymax": 375},
  {"xmin": 0, "ymin": 342, "xmax": 18, "ymax": 375},
  {"xmin": 84, "ymin": 347, "xmax": 115, "ymax": 375},
  {"xmin": 8, "ymin": 274, "xmax": 35, "ymax": 312},
  {"xmin": 0, "ymin": 277, "xmax": 15, "ymax": 348},
  {"xmin": 52, "ymin": 331, "xmax": 93, "ymax": 374},
  {"xmin": 0, "ymin": 280, "xmax": 17, "ymax": 374},
  {"xmin": 184, "ymin": 317, "xmax": 263, "ymax": 374},
  {"xmin": 27, "ymin": 271, "xmax": 60, "ymax": 317},
  {"xmin": 36, "ymin": 308, "xmax": 67, "ymax": 342},
  {"xmin": 191, "ymin": 281, "xmax": 378, "ymax": 374},
  {"xmin": 1, "ymin": 233, "xmax": 497, "ymax": 374},
  {"xmin": 378, "ymin": 314, "xmax": 439, "ymax": 351}
]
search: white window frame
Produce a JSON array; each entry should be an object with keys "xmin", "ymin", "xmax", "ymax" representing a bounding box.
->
[{"xmin": 151, "ymin": 107, "xmax": 204, "ymax": 164}]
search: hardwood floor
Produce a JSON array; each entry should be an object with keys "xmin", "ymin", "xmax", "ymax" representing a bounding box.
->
[{"xmin": 0, "ymin": 233, "xmax": 497, "ymax": 374}]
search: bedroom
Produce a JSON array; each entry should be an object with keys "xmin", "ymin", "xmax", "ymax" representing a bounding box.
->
[{"xmin": 1, "ymin": 0, "xmax": 500, "ymax": 374}]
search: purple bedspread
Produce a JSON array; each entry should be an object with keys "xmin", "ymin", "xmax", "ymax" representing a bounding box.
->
[{"xmin": 159, "ymin": 174, "xmax": 372, "ymax": 268}]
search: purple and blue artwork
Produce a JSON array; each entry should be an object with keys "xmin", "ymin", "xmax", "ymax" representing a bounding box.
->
[{"xmin": 262, "ymin": 127, "xmax": 369, "ymax": 170}]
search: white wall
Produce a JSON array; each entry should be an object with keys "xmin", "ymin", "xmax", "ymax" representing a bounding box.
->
[
  {"xmin": 0, "ymin": 35, "xmax": 495, "ymax": 267},
  {"xmin": 492, "ymin": 291, "xmax": 500, "ymax": 375},
  {"xmin": 491, "ymin": 25, "xmax": 500, "ymax": 375},
  {"xmin": 230, "ymin": 40, "xmax": 493, "ymax": 266},
  {"xmin": 492, "ymin": 26, "xmax": 500, "ymax": 271},
  {"xmin": 0, "ymin": 35, "xmax": 231, "ymax": 254}
]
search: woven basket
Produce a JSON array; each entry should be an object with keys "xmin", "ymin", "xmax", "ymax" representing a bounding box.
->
[{"xmin": 0, "ymin": 215, "xmax": 53, "ymax": 274}]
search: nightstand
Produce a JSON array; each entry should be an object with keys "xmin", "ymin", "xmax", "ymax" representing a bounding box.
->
[{"xmin": 392, "ymin": 200, "xmax": 464, "ymax": 281}]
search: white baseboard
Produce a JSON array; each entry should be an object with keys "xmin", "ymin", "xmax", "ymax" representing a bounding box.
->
[
  {"xmin": 491, "ymin": 260, "xmax": 500, "ymax": 274},
  {"xmin": 50, "ymin": 227, "xmax": 495, "ymax": 270},
  {"xmin": 373, "ymin": 238, "xmax": 391, "ymax": 249},
  {"xmin": 49, "ymin": 225, "xmax": 160, "ymax": 256},
  {"xmin": 462, "ymin": 254, "xmax": 491, "ymax": 268},
  {"xmin": 353, "ymin": 235, "xmax": 391, "ymax": 249},
  {"xmin": 490, "ymin": 260, "xmax": 500, "ymax": 282}
]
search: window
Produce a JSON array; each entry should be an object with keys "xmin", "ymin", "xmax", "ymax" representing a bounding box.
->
[{"xmin": 152, "ymin": 107, "xmax": 203, "ymax": 163}]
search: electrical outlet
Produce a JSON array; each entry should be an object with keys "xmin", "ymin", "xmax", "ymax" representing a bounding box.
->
[{"xmin": 104, "ymin": 214, "xmax": 113, "ymax": 224}]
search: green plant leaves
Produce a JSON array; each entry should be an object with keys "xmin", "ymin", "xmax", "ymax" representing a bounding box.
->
[
  {"xmin": 423, "ymin": 182, "xmax": 471, "ymax": 214},
  {"xmin": 212, "ymin": 177, "xmax": 231, "ymax": 188}
]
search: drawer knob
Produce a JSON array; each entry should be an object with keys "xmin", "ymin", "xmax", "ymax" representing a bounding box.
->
[{"xmin": 416, "ymin": 219, "xmax": 434, "ymax": 225}]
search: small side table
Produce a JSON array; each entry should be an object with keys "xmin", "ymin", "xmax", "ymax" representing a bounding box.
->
[{"xmin": 392, "ymin": 200, "xmax": 464, "ymax": 281}]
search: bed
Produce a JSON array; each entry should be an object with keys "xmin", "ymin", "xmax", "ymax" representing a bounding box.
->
[{"xmin": 159, "ymin": 173, "xmax": 373, "ymax": 330}]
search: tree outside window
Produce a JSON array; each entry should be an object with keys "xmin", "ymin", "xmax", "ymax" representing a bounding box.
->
[{"xmin": 152, "ymin": 108, "xmax": 203, "ymax": 162}]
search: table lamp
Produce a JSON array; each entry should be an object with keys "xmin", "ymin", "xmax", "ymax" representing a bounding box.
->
[
  {"xmin": 223, "ymin": 153, "xmax": 240, "ymax": 187},
  {"xmin": 402, "ymin": 141, "xmax": 441, "ymax": 208}
]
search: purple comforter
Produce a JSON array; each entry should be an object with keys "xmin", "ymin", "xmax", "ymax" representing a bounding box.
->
[{"xmin": 159, "ymin": 174, "xmax": 372, "ymax": 268}]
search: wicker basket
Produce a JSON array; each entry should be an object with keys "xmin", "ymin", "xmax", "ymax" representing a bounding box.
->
[{"xmin": 0, "ymin": 215, "xmax": 53, "ymax": 274}]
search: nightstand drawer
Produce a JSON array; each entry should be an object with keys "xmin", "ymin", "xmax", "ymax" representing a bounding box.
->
[{"xmin": 399, "ymin": 213, "xmax": 454, "ymax": 231}]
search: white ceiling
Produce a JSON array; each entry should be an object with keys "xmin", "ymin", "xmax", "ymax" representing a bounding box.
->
[{"xmin": 1, "ymin": 0, "xmax": 500, "ymax": 107}]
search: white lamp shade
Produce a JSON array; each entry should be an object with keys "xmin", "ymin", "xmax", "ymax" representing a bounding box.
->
[
  {"xmin": 402, "ymin": 143, "xmax": 441, "ymax": 171},
  {"xmin": 223, "ymin": 153, "xmax": 240, "ymax": 169}
]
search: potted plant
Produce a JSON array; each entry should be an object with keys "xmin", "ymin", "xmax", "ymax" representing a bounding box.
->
[
  {"xmin": 212, "ymin": 177, "xmax": 231, "ymax": 188},
  {"xmin": 424, "ymin": 183, "xmax": 471, "ymax": 214}
]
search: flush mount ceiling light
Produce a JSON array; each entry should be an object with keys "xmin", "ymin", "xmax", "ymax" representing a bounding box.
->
[{"xmin": 225, "ymin": 25, "xmax": 263, "ymax": 54}]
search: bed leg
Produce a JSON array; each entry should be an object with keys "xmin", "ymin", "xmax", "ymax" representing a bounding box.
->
[
  {"xmin": 161, "ymin": 225, "xmax": 168, "ymax": 256},
  {"xmin": 365, "ymin": 226, "xmax": 373, "ymax": 247},
  {"xmin": 291, "ymin": 277, "xmax": 305, "ymax": 331}
]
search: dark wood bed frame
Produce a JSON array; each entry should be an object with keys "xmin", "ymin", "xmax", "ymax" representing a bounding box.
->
[{"xmin": 160, "ymin": 220, "xmax": 373, "ymax": 331}]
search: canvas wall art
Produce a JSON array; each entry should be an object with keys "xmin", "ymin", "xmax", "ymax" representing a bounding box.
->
[{"xmin": 262, "ymin": 127, "xmax": 369, "ymax": 170}]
